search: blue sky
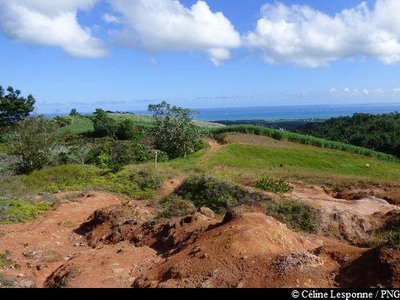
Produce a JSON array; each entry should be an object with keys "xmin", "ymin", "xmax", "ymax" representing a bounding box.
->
[{"xmin": 0, "ymin": 0, "xmax": 399, "ymax": 114}]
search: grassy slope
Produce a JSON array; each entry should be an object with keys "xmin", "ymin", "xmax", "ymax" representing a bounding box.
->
[{"xmin": 165, "ymin": 133, "xmax": 400, "ymax": 185}]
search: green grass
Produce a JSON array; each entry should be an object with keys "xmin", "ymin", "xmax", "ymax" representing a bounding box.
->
[
  {"xmin": 56, "ymin": 116, "xmax": 94, "ymax": 135},
  {"xmin": 0, "ymin": 199, "xmax": 51, "ymax": 225},
  {"xmin": 206, "ymin": 143, "xmax": 400, "ymax": 184},
  {"xmin": 266, "ymin": 199, "xmax": 319, "ymax": 233},
  {"xmin": 255, "ymin": 175, "xmax": 293, "ymax": 193},
  {"xmin": 212, "ymin": 125, "xmax": 397, "ymax": 162},
  {"xmin": 1, "ymin": 164, "xmax": 164, "ymax": 199}
]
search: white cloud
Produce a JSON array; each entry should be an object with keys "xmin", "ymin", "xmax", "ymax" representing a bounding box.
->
[
  {"xmin": 0, "ymin": 0, "xmax": 106, "ymax": 58},
  {"xmin": 245, "ymin": 0, "xmax": 400, "ymax": 67},
  {"xmin": 109, "ymin": 0, "xmax": 241, "ymax": 65},
  {"xmin": 103, "ymin": 13, "xmax": 121, "ymax": 24}
]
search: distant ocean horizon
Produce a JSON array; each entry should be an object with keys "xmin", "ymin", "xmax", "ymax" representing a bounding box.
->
[
  {"xmin": 43, "ymin": 103, "xmax": 400, "ymax": 121},
  {"xmin": 190, "ymin": 103, "xmax": 400, "ymax": 121}
]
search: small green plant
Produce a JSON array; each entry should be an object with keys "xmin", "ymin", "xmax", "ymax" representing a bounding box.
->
[
  {"xmin": 0, "ymin": 251, "xmax": 12, "ymax": 267},
  {"xmin": 255, "ymin": 175, "xmax": 293, "ymax": 193},
  {"xmin": 266, "ymin": 199, "xmax": 319, "ymax": 233},
  {"xmin": 0, "ymin": 199, "xmax": 51, "ymax": 224},
  {"xmin": 158, "ymin": 194, "xmax": 196, "ymax": 218}
]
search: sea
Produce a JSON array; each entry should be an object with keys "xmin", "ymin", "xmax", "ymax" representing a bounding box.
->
[
  {"xmin": 43, "ymin": 103, "xmax": 400, "ymax": 122},
  {"xmin": 190, "ymin": 103, "xmax": 400, "ymax": 121}
]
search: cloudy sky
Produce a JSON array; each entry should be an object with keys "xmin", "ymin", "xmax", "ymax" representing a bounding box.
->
[{"xmin": 1, "ymin": 0, "xmax": 400, "ymax": 113}]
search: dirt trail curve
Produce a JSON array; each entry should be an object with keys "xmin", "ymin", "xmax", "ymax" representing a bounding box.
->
[
  {"xmin": 201, "ymin": 139, "xmax": 222, "ymax": 162},
  {"xmin": 0, "ymin": 192, "xmax": 121, "ymax": 287}
]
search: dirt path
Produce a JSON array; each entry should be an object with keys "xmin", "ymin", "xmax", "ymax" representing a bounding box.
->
[
  {"xmin": 0, "ymin": 191, "xmax": 121, "ymax": 287},
  {"xmin": 201, "ymin": 139, "xmax": 222, "ymax": 162}
]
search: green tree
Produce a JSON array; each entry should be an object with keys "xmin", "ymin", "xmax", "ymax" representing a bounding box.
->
[
  {"xmin": 148, "ymin": 101, "xmax": 204, "ymax": 158},
  {"xmin": 0, "ymin": 85, "xmax": 35, "ymax": 127},
  {"xmin": 69, "ymin": 108, "xmax": 80, "ymax": 117},
  {"xmin": 91, "ymin": 109, "xmax": 118, "ymax": 138},
  {"xmin": 11, "ymin": 117, "xmax": 59, "ymax": 174}
]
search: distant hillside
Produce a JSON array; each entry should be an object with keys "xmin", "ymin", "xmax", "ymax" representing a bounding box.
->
[
  {"xmin": 212, "ymin": 119, "xmax": 323, "ymax": 131},
  {"xmin": 296, "ymin": 113, "xmax": 400, "ymax": 157}
]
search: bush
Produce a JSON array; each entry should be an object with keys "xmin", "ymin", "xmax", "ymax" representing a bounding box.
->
[
  {"xmin": 158, "ymin": 194, "xmax": 196, "ymax": 218},
  {"xmin": 91, "ymin": 109, "xmax": 118, "ymax": 138},
  {"xmin": 0, "ymin": 199, "xmax": 51, "ymax": 224},
  {"xmin": 255, "ymin": 175, "xmax": 293, "ymax": 193},
  {"xmin": 10, "ymin": 117, "xmax": 61, "ymax": 174},
  {"xmin": 176, "ymin": 175, "xmax": 266, "ymax": 213},
  {"xmin": 85, "ymin": 139, "xmax": 151, "ymax": 171},
  {"xmin": 266, "ymin": 199, "xmax": 319, "ymax": 232},
  {"xmin": 115, "ymin": 119, "xmax": 140, "ymax": 140}
]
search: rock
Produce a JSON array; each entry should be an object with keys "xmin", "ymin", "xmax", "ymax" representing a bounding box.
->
[{"xmin": 200, "ymin": 207, "xmax": 215, "ymax": 218}]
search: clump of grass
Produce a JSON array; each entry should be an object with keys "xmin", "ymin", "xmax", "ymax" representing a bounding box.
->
[
  {"xmin": 373, "ymin": 213, "xmax": 400, "ymax": 248},
  {"xmin": 255, "ymin": 175, "xmax": 293, "ymax": 193},
  {"xmin": 0, "ymin": 199, "xmax": 51, "ymax": 225},
  {"xmin": 266, "ymin": 199, "xmax": 319, "ymax": 233},
  {"xmin": 0, "ymin": 251, "xmax": 12, "ymax": 267},
  {"xmin": 158, "ymin": 194, "xmax": 196, "ymax": 218},
  {"xmin": 176, "ymin": 175, "xmax": 266, "ymax": 213}
]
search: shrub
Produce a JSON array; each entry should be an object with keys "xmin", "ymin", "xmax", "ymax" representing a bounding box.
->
[
  {"xmin": 115, "ymin": 119, "xmax": 140, "ymax": 140},
  {"xmin": 255, "ymin": 175, "xmax": 293, "ymax": 193},
  {"xmin": 85, "ymin": 139, "xmax": 151, "ymax": 171},
  {"xmin": 266, "ymin": 199, "xmax": 319, "ymax": 232},
  {"xmin": 176, "ymin": 175, "xmax": 266, "ymax": 213},
  {"xmin": 10, "ymin": 117, "xmax": 61, "ymax": 174},
  {"xmin": 158, "ymin": 194, "xmax": 196, "ymax": 218},
  {"xmin": 91, "ymin": 109, "xmax": 118, "ymax": 138},
  {"xmin": 0, "ymin": 199, "xmax": 51, "ymax": 224}
]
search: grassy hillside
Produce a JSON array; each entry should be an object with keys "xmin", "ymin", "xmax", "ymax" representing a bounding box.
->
[
  {"xmin": 212, "ymin": 125, "xmax": 397, "ymax": 162},
  {"xmin": 159, "ymin": 133, "xmax": 400, "ymax": 185}
]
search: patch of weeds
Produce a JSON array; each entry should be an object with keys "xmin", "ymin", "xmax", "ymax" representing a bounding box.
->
[
  {"xmin": 0, "ymin": 250, "xmax": 12, "ymax": 267},
  {"xmin": 158, "ymin": 194, "xmax": 196, "ymax": 218},
  {"xmin": 266, "ymin": 199, "xmax": 319, "ymax": 233},
  {"xmin": 0, "ymin": 273, "xmax": 15, "ymax": 287},
  {"xmin": 374, "ymin": 213, "xmax": 400, "ymax": 248},
  {"xmin": 0, "ymin": 199, "xmax": 51, "ymax": 224},
  {"xmin": 6, "ymin": 164, "xmax": 164, "ymax": 200},
  {"xmin": 175, "ymin": 175, "xmax": 267, "ymax": 213},
  {"xmin": 255, "ymin": 175, "xmax": 293, "ymax": 193}
]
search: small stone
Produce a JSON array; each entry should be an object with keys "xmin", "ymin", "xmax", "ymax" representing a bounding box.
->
[
  {"xmin": 201, "ymin": 253, "xmax": 209, "ymax": 259},
  {"xmin": 199, "ymin": 207, "xmax": 215, "ymax": 218},
  {"xmin": 237, "ymin": 282, "xmax": 244, "ymax": 288}
]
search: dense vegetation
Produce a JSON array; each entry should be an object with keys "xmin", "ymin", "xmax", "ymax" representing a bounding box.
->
[
  {"xmin": 0, "ymin": 86, "xmax": 206, "ymax": 176},
  {"xmin": 297, "ymin": 113, "xmax": 400, "ymax": 157},
  {"xmin": 212, "ymin": 124, "xmax": 397, "ymax": 162},
  {"xmin": 213, "ymin": 119, "xmax": 322, "ymax": 130}
]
